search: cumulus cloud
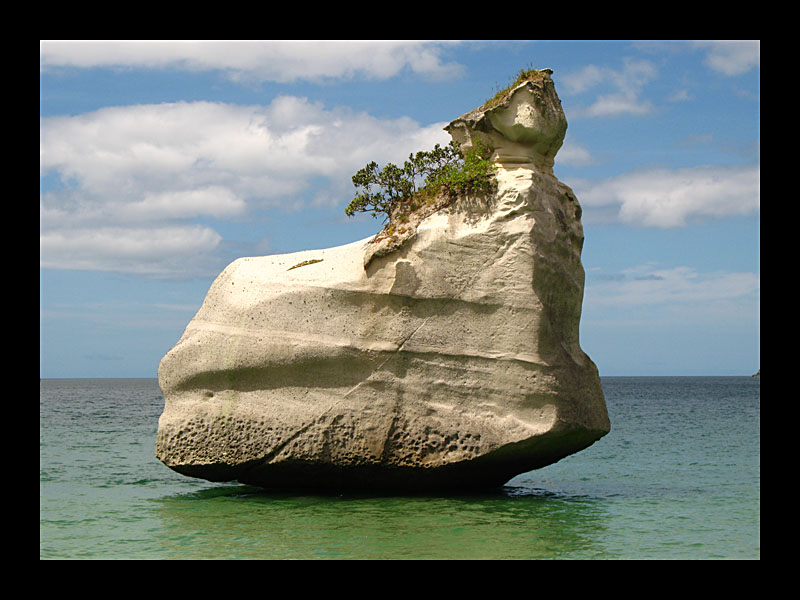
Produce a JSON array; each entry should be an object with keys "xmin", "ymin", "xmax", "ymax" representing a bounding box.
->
[
  {"xmin": 695, "ymin": 40, "xmax": 760, "ymax": 76},
  {"xmin": 39, "ymin": 225, "xmax": 223, "ymax": 277},
  {"xmin": 568, "ymin": 164, "xmax": 760, "ymax": 227},
  {"xmin": 117, "ymin": 188, "xmax": 247, "ymax": 222},
  {"xmin": 559, "ymin": 58, "xmax": 658, "ymax": 118},
  {"xmin": 39, "ymin": 40, "xmax": 465, "ymax": 82},
  {"xmin": 40, "ymin": 97, "xmax": 451, "ymax": 276},
  {"xmin": 557, "ymin": 138, "xmax": 595, "ymax": 167}
]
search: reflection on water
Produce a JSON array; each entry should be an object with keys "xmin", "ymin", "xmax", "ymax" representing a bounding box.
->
[{"xmin": 151, "ymin": 484, "xmax": 611, "ymax": 559}]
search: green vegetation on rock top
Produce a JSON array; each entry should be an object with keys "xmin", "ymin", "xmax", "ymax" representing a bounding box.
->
[{"xmin": 482, "ymin": 65, "xmax": 550, "ymax": 110}]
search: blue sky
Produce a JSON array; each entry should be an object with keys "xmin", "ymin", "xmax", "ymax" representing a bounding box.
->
[{"xmin": 40, "ymin": 40, "xmax": 760, "ymax": 377}]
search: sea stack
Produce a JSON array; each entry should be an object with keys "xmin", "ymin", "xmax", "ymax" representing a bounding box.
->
[{"xmin": 156, "ymin": 69, "xmax": 610, "ymax": 491}]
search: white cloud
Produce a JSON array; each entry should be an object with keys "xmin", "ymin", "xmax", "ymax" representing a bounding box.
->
[
  {"xmin": 40, "ymin": 97, "xmax": 450, "ymax": 211},
  {"xmin": 667, "ymin": 89, "xmax": 692, "ymax": 102},
  {"xmin": 559, "ymin": 64, "xmax": 604, "ymax": 94},
  {"xmin": 39, "ymin": 40, "xmax": 464, "ymax": 82},
  {"xmin": 586, "ymin": 264, "xmax": 759, "ymax": 308},
  {"xmin": 119, "ymin": 188, "xmax": 248, "ymax": 221},
  {"xmin": 581, "ymin": 93, "xmax": 654, "ymax": 118},
  {"xmin": 560, "ymin": 58, "xmax": 658, "ymax": 118},
  {"xmin": 568, "ymin": 164, "xmax": 760, "ymax": 227},
  {"xmin": 39, "ymin": 226, "xmax": 223, "ymax": 277},
  {"xmin": 40, "ymin": 97, "xmax": 452, "ymax": 276},
  {"xmin": 557, "ymin": 139, "xmax": 595, "ymax": 167},
  {"xmin": 695, "ymin": 40, "xmax": 760, "ymax": 76}
]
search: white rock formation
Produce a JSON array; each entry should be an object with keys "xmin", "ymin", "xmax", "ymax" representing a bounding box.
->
[{"xmin": 156, "ymin": 70, "xmax": 610, "ymax": 491}]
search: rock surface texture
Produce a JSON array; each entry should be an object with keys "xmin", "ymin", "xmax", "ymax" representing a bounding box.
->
[{"xmin": 156, "ymin": 70, "xmax": 610, "ymax": 491}]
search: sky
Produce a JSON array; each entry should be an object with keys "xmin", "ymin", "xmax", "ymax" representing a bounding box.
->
[{"xmin": 40, "ymin": 40, "xmax": 760, "ymax": 378}]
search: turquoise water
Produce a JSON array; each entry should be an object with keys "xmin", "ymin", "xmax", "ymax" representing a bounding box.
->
[{"xmin": 40, "ymin": 377, "xmax": 759, "ymax": 559}]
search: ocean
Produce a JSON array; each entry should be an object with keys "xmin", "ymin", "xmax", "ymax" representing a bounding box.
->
[{"xmin": 40, "ymin": 376, "xmax": 760, "ymax": 559}]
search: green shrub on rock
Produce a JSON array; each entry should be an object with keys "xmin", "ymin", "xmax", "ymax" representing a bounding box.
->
[{"xmin": 345, "ymin": 140, "xmax": 497, "ymax": 223}]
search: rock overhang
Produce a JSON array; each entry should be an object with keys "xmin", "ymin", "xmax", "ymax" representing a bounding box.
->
[{"xmin": 445, "ymin": 69, "xmax": 567, "ymax": 166}]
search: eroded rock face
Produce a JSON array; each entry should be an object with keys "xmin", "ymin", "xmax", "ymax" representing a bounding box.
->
[{"xmin": 156, "ymin": 70, "xmax": 610, "ymax": 491}]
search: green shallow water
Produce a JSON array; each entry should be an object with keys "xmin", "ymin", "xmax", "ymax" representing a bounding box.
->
[{"xmin": 40, "ymin": 377, "xmax": 759, "ymax": 559}]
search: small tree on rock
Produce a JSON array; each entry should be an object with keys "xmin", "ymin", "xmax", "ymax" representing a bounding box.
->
[{"xmin": 345, "ymin": 140, "xmax": 496, "ymax": 223}]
